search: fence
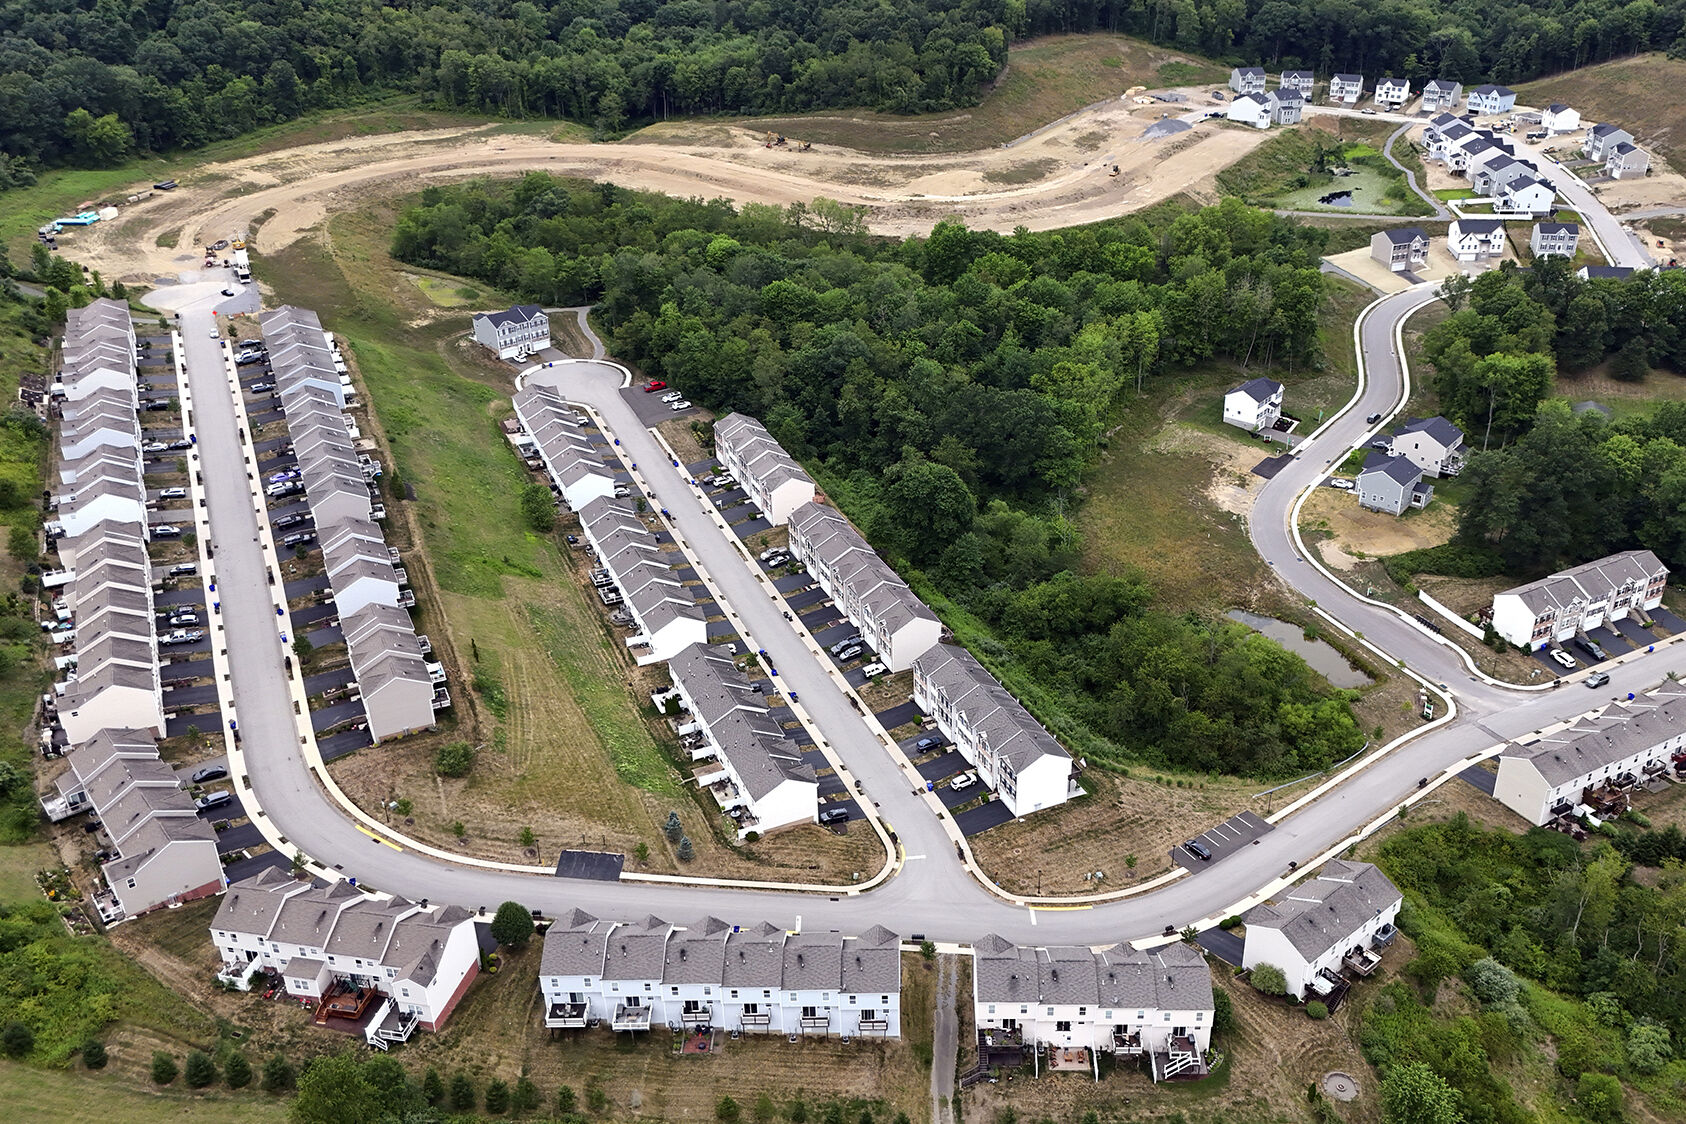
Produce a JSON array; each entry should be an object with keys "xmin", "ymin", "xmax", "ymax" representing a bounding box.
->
[{"xmin": 1416, "ymin": 589, "xmax": 1485, "ymax": 639}]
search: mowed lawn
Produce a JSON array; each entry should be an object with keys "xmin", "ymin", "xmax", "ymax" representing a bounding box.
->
[
  {"xmin": 0, "ymin": 1063, "xmax": 288, "ymax": 1124},
  {"xmin": 693, "ymin": 33, "xmax": 1227, "ymax": 155}
]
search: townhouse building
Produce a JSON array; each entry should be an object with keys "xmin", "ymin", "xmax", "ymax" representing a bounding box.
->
[
  {"xmin": 1490, "ymin": 549, "xmax": 1668, "ymax": 649},
  {"xmin": 712, "ymin": 413, "xmax": 817, "ymax": 526},
  {"xmin": 1242, "ymin": 860, "xmax": 1401, "ymax": 1000},
  {"xmin": 973, "ymin": 936, "xmax": 1213, "ymax": 1081},
  {"xmin": 513, "ymin": 385, "xmax": 617, "ymax": 510},
  {"xmin": 786, "ymin": 501, "xmax": 943, "ymax": 672},
  {"xmin": 340, "ymin": 601, "xmax": 437, "ymax": 742},
  {"xmin": 578, "ymin": 496, "xmax": 708, "ymax": 661},
  {"xmin": 472, "ymin": 305, "xmax": 551, "ymax": 360},
  {"xmin": 911, "ymin": 643, "xmax": 1075, "ymax": 817}
]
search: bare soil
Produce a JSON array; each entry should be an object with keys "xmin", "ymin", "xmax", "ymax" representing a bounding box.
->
[{"xmin": 1300, "ymin": 487, "xmax": 1459, "ymax": 571}]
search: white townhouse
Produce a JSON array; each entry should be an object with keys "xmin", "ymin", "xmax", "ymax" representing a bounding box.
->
[
  {"xmin": 539, "ymin": 913, "xmax": 901, "ymax": 1037},
  {"xmin": 1374, "ymin": 76, "xmax": 1411, "ymax": 106},
  {"xmin": 712, "ymin": 413, "xmax": 817, "ymax": 526},
  {"xmin": 1228, "ymin": 66, "xmax": 1267, "ymax": 95},
  {"xmin": 1465, "ymin": 84, "xmax": 1516, "ymax": 115},
  {"xmin": 1222, "ymin": 377, "xmax": 1283, "ymax": 432},
  {"xmin": 1494, "ymin": 685, "xmax": 1686, "ymax": 825},
  {"xmin": 1370, "ymin": 227, "xmax": 1430, "ymax": 272},
  {"xmin": 1328, "ymin": 74, "xmax": 1364, "ymax": 103},
  {"xmin": 786, "ymin": 501, "xmax": 943, "ymax": 672},
  {"xmin": 1420, "ymin": 79, "xmax": 1463, "ymax": 112},
  {"xmin": 210, "ymin": 871, "xmax": 482, "ymax": 1048},
  {"xmin": 513, "ymin": 386, "xmax": 617, "ymax": 510},
  {"xmin": 1387, "ymin": 416, "xmax": 1465, "ymax": 477},
  {"xmin": 668, "ymin": 642, "xmax": 818, "ymax": 837},
  {"xmin": 340, "ymin": 601, "xmax": 436, "ymax": 742},
  {"xmin": 1446, "ymin": 218, "xmax": 1507, "ymax": 262},
  {"xmin": 1267, "ymin": 88, "xmax": 1303, "ymax": 126},
  {"xmin": 1606, "ymin": 142, "xmax": 1650, "ymax": 179},
  {"xmin": 973, "ymin": 937, "xmax": 1213, "ymax": 1081},
  {"xmin": 320, "ymin": 525, "xmax": 403, "ymax": 618},
  {"xmin": 1531, "ymin": 221, "xmax": 1580, "ymax": 258},
  {"xmin": 1498, "ymin": 175, "xmax": 1555, "ymax": 216},
  {"xmin": 1541, "ymin": 103, "xmax": 1581, "ymax": 134},
  {"xmin": 1583, "ymin": 123, "xmax": 1634, "ymax": 161},
  {"xmin": 472, "ymin": 304, "xmax": 551, "ymax": 360},
  {"xmin": 579, "ymin": 497, "xmax": 708, "ymax": 661},
  {"xmin": 912, "ymin": 643, "xmax": 1075, "ymax": 817},
  {"xmin": 1356, "ymin": 452, "xmax": 1431, "ymax": 516},
  {"xmin": 1278, "ymin": 70, "xmax": 1315, "ymax": 97},
  {"xmin": 1242, "ymin": 860, "xmax": 1402, "ymax": 1000},
  {"xmin": 1226, "ymin": 93, "xmax": 1272, "ymax": 129},
  {"xmin": 59, "ymin": 522, "xmax": 164, "ymax": 742},
  {"xmin": 1490, "ymin": 548, "xmax": 1668, "ymax": 649}
]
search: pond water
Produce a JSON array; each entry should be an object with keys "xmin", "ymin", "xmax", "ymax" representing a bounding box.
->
[
  {"xmin": 1226, "ymin": 610, "xmax": 1373, "ymax": 688},
  {"xmin": 1318, "ymin": 190, "xmax": 1354, "ymax": 207}
]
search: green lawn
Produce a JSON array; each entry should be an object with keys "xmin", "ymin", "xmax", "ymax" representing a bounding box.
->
[{"xmin": 0, "ymin": 1062, "xmax": 289, "ymax": 1124}]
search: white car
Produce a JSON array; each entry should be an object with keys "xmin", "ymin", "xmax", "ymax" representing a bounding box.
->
[
  {"xmin": 1549, "ymin": 648, "xmax": 1577, "ymax": 669},
  {"xmin": 660, "ymin": 392, "xmax": 683, "ymax": 403},
  {"xmin": 860, "ymin": 661, "xmax": 888, "ymax": 678},
  {"xmin": 209, "ymin": 327, "xmax": 220, "ymax": 339},
  {"xmin": 669, "ymin": 400, "xmax": 692, "ymax": 411},
  {"xmin": 950, "ymin": 771, "xmax": 978, "ymax": 792},
  {"xmin": 1329, "ymin": 479, "xmax": 1355, "ymax": 490}
]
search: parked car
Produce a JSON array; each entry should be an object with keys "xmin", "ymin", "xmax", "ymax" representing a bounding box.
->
[
  {"xmin": 669, "ymin": 400, "xmax": 692, "ymax": 411},
  {"xmin": 268, "ymin": 470, "xmax": 298, "ymax": 483},
  {"xmin": 195, "ymin": 790, "xmax": 233, "ymax": 811},
  {"xmin": 860, "ymin": 662, "xmax": 887, "ymax": 678},
  {"xmin": 829, "ymin": 634, "xmax": 862, "ymax": 655},
  {"xmin": 818, "ymin": 807, "xmax": 851, "ymax": 825},
  {"xmin": 835, "ymin": 644, "xmax": 864, "ymax": 661},
  {"xmin": 1183, "ymin": 839, "xmax": 1213, "ymax": 861},
  {"xmin": 1370, "ymin": 439, "xmax": 1391, "ymax": 451},
  {"xmin": 613, "ymin": 485, "xmax": 631, "ymax": 498},
  {"xmin": 249, "ymin": 382, "xmax": 272, "ymax": 392},
  {"xmin": 1587, "ymin": 671, "xmax": 1611, "ymax": 688},
  {"xmin": 168, "ymin": 562, "xmax": 198, "ymax": 577},
  {"xmin": 1361, "ymin": 107, "xmax": 1377, "ymax": 115},
  {"xmin": 266, "ymin": 481, "xmax": 298, "ymax": 497},
  {"xmin": 209, "ymin": 327, "xmax": 220, "ymax": 339},
  {"xmin": 143, "ymin": 441, "xmax": 169, "ymax": 453},
  {"xmin": 234, "ymin": 351, "xmax": 263, "ymax": 365},
  {"xmin": 273, "ymin": 513, "xmax": 307, "ymax": 529},
  {"xmin": 282, "ymin": 531, "xmax": 316, "ymax": 547},
  {"xmin": 1549, "ymin": 647, "xmax": 1577, "ymax": 668},
  {"xmin": 914, "ymin": 735, "xmax": 945, "ymax": 751},
  {"xmin": 169, "ymin": 438, "xmax": 193, "ymax": 449},
  {"xmin": 949, "ymin": 771, "xmax": 977, "ymax": 791},
  {"xmin": 151, "ymin": 524, "xmax": 182, "ymax": 537},
  {"xmin": 644, "ymin": 380, "xmax": 667, "ymax": 392},
  {"xmin": 167, "ymin": 612, "xmax": 200, "ymax": 626},
  {"xmin": 1329, "ymin": 479, "xmax": 1355, "ymax": 490},
  {"xmin": 660, "ymin": 392, "xmax": 683, "ymax": 403},
  {"xmin": 191, "ymin": 764, "xmax": 228, "ymax": 784},
  {"xmin": 159, "ymin": 487, "xmax": 188, "ymax": 499},
  {"xmin": 1575, "ymin": 637, "xmax": 1609, "ymax": 661},
  {"xmin": 762, "ymin": 552, "xmax": 790, "ymax": 567},
  {"xmin": 221, "ymin": 287, "xmax": 237, "ymax": 297}
]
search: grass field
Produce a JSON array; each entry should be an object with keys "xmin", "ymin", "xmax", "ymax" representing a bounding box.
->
[
  {"xmin": 1516, "ymin": 52, "xmax": 1686, "ymax": 166},
  {"xmin": 710, "ymin": 33, "xmax": 1226, "ymax": 155},
  {"xmin": 1217, "ymin": 118, "xmax": 1428, "ymax": 214},
  {"xmin": 0, "ymin": 1062, "xmax": 289, "ymax": 1124}
]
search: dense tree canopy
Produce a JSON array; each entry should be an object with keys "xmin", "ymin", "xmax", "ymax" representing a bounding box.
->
[{"xmin": 396, "ymin": 175, "xmax": 1366, "ymax": 778}]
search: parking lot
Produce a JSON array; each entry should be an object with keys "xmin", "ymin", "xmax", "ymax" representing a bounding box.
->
[{"xmin": 1170, "ymin": 811, "xmax": 1274, "ymax": 871}]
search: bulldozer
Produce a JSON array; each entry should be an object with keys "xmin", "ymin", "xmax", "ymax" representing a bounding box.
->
[{"xmin": 764, "ymin": 131, "xmax": 788, "ymax": 148}]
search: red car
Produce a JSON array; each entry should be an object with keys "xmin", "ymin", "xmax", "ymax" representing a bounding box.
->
[{"xmin": 644, "ymin": 380, "xmax": 667, "ymax": 393}]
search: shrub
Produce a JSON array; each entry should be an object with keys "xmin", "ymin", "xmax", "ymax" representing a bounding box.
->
[
  {"xmin": 1217, "ymin": 915, "xmax": 1243, "ymax": 930},
  {"xmin": 1626, "ymin": 1020, "xmax": 1673, "ymax": 1075},
  {"xmin": 1306, "ymin": 1001, "xmax": 1329, "ymax": 1020},
  {"xmin": 664, "ymin": 811, "xmax": 682, "ymax": 842},
  {"xmin": 557, "ymin": 1085, "xmax": 577, "ymax": 1115},
  {"xmin": 1, "ymin": 1022, "xmax": 33, "ymax": 1058},
  {"xmin": 718, "ymin": 1095, "xmax": 743, "ymax": 1123},
  {"xmin": 151, "ymin": 1051, "xmax": 179, "ymax": 1085},
  {"xmin": 520, "ymin": 483, "xmax": 557, "ymax": 532},
  {"xmin": 435, "ymin": 741, "xmax": 476, "ymax": 777},
  {"xmin": 1212, "ymin": 988, "xmax": 1236, "ymax": 1034},
  {"xmin": 261, "ymin": 1053, "xmax": 295, "ymax": 1092},
  {"xmin": 512, "ymin": 1075, "xmax": 541, "ymax": 1113},
  {"xmin": 1249, "ymin": 963, "xmax": 1287, "ymax": 996},
  {"xmin": 1576, "ymin": 1072, "xmax": 1623, "ymax": 1123},
  {"xmin": 491, "ymin": 900, "xmax": 536, "ymax": 949},
  {"xmin": 224, "ymin": 1051, "xmax": 252, "ymax": 1088},
  {"xmin": 677, "ymin": 835, "xmax": 694, "ymax": 861},
  {"xmin": 184, "ymin": 1049, "xmax": 216, "ymax": 1087},
  {"xmin": 451, "ymin": 1072, "xmax": 477, "ymax": 1111},
  {"xmin": 485, "ymin": 1078, "xmax": 510, "ymax": 1114},
  {"xmin": 423, "ymin": 1068, "xmax": 445, "ymax": 1105},
  {"xmin": 1465, "ymin": 958, "xmax": 1521, "ymax": 1006},
  {"xmin": 586, "ymin": 1079, "xmax": 609, "ymax": 1114},
  {"xmin": 81, "ymin": 1039, "xmax": 107, "ymax": 1069}
]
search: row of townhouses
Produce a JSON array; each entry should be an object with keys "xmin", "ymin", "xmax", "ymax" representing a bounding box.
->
[
  {"xmin": 471, "ymin": 305, "xmax": 551, "ymax": 360},
  {"xmin": 1495, "ymin": 683, "xmax": 1686, "ymax": 825},
  {"xmin": 1227, "ymin": 69, "xmax": 1503, "ymax": 113},
  {"xmin": 972, "ymin": 937, "xmax": 1212, "ymax": 1081},
  {"xmin": 41, "ymin": 727, "xmax": 222, "ymax": 923},
  {"xmin": 261, "ymin": 307, "xmax": 442, "ymax": 739},
  {"xmin": 539, "ymin": 911, "xmax": 902, "ymax": 1037},
  {"xmin": 668, "ymin": 642, "xmax": 817, "ymax": 837},
  {"xmin": 50, "ymin": 300, "xmax": 168, "ymax": 743},
  {"xmin": 578, "ymin": 495, "xmax": 708, "ymax": 661},
  {"xmin": 513, "ymin": 385, "xmax": 617, "ymax": 510},
  {"xmin": 1490, "ymin": 549, "xmax": 1669, "ymax": 650},
  {"xmin": 1240, "ymin": 860, "xmax": 1402, "ymax": 1001},
  {"xmin": 713, "ymin": 413, "xmax": 817, "ymax": 525},
  {"xmin": 211, "ymin": 868, "xmax": 483, "ymax": 1050},
  {"xmin": 1421, "ymin": 114, "xmax": 1557, "ymax": 214}
]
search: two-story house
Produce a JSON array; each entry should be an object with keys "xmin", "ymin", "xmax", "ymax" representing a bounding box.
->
[
  {"xmin": 1222, "ymin": 378, "xmax": 1283, "ymax": 432},
  {"xmin": 1498, "ymin": 175, "xmax": 1556, "ymax": 216},
  {"xmin": 713, "ymin": 413, "xmax": 817, "ymax": 526},
  {"xmin": 1328, "ymin": 74, "xmax": 1364, "ymax": 103},
  {"xmin": 1541, "ymin": 103, "xmax": 1581, "ymax": 134},
  {"xmin": 1490, "ymin": 549, "xmax": 1668, "ymax": 649},
  {"xmin": 1606, "ymin": 142, "xmax": 1650, "ymax": 179},
  {"xmin": 1268, "ymin": 88, "xmax": 1303, "ymax": 126},
  {"xmin": 1242, "ymin": 860, "xmax": 1402, "ymax": 999},
  {"xmin": 1369, "ymin": 228, "xmax": 1430, "ymax": 272},
  {"xmin": 1420, "ymin": 79, "xmax": 1463, "ymax": 112},
  {"xmin": 1278, "ymin": 71, "xmax": 1316, "ymax": 98},
  {"xmin": 911, "ymin": 643, "xmax": 1075, "ymax": 818},
  {"xmin": 1227, "ymin": 67, "xmax": 1267, "ymax": 96},
  {"xmin": 1356, "ymin": 452, "xmax": 1432, "ymax": 516},
  {"xmin": 1583, "ymin": 123, "xmax": 1633, "ymax": 161},
  {"xmin": 1446, "ymin": 218, "xmax": 1507, "ymax": 262},
  {"xmin": 1388, "ymin": 416, "xmax": 1465, "ymax": 477},
  {"xmin": 1225, "ymin": 93, "xmax": 1272, "ymax": 129},
  {"xmin": 1530, "ymin": 221, "xmax": 1579, "ymax": 258},
  {"xmin": 1465, "ymin": 84, "xmax": 1516, "ymax": 115},
  {"xmin": 471, "ymin": 305, "xmax": 551, "ymax": 360},
  {"xmin": 1374, "ymin": 76, "xmax": 1411, "ymax": 106}
]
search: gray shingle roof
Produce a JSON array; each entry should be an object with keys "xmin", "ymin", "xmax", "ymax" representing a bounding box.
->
[
  {"xmin": 782, "ymin": 930, "xmax": 844, "ymax": 991},
  {"xmin": 1244, "ymin": 859, "xmax": 1402, "ymax": 961},
  {"xmin": 1360, "ymin": 452, "xmax": 1421, "ymax": 487},
  {"xmin": 474, "ymin": 305, "xmax": 545, "ymax": 330},
  {"xmin": 1230, "ymin": 377, "xmax": 1282, "ymax": 402},
  {"xmin": 1497, "ymin": 548, "xmax": 1666, "ymax": 617},
  {"xmin": 724, "ymin": 921, "xmax": 788, "ymax": 988},
  {"xmin": 539, "ymin": 911, "xmax": 613, "ymax": 977},
  {"xmin": 1502, "ymin": 683, "xmax": 1686, "ymax": 786},
  {"xmin": 913, "ymin": 644, "xmax": 1070, "ymax": 774},
  {"xmin": 976, "ymin": 937, "xmax": 1213, "ymax": 1012},
  {"xmin": 1377, "ymin": 227, "xmax": 1427, "ymax": 245},
  {"xmin": 602, "ymin": 915, "xmax": 672, "ymax": 981},
  {"xmin": 1394, "ymin": 416, "xmax": 1464, "ymax": 447}
]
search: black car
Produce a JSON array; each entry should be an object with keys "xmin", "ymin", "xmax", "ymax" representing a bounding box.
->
[
  {"xmin": 1183, "ymin": 839, "xmax": 1213, "ymax": 861},
  {"xmin": 818, "ymin": 807, "xmax": 851, "ymax": 825},
  {"xmin": 1575, "ymin": 637, "xmax": 1609, "ymax": 661},
  {"xmin": 1366, "ymin": 412, "xmax": 1383, "ymax": 424},
  {"xmin": 273, "ymin": 513, "xmax": 308, "ymax": 529},
  {"xmin": 914, "ymin": 735, "xmax": 945, "ymax": 751},
  {"xmin": 191, "ymin": 764, "xmax": 228, "ymax": 784}
]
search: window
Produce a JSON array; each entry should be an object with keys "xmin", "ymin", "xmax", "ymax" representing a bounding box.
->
[
  {"xmin": 881, "ymin": 995, "xmax": 889, "ymax": 1004},
  {"xmin": 1045, "ymin": 1007, "xmax": 1054, "ymax": 1016},
  {"xmin": 1078, "ymin": 1007, "xmax": 1087, "ymax": 1016},
  {"xmin": 744, "ymin": 1003, "xmax": 759, "ymax": 1014},
  {"xmin": 763, "ymin": 990, "xmax": 771, "ymax": 999},
  {"xmin": 401, "ymin": 987, "xmax": 410, "ymax": 997},
  {"xmin": 671, "ymin": 987, "xmax": 679, "ymax": 995},
  {"xmin": 730, "ymin": 990, "xmax": 739, "ymax": 999},
  {"xmin": 802, "ymin": 1006, "xmax": 818, "ymax": 1018},
  {"xmin": 1055, "ymin": 1021, "xmax": 1072, "ymax": 1033},
  {"xmin": 126, "ymin": 878, "xmax": 136, "ymax": 888},
  {"xmin": 987, "ymin": 1005, "xmax": 996, "ymax": 1015}
]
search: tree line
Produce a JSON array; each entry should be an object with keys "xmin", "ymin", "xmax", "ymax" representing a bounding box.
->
[
  {"xmin": 394, "ymin": 175, "xmax": 1364, "ymax": 779},
  {"xmin": 1419, "ymin": 263, "xmax": 1686, "ymax": 578},
  {"xmin": 0, "ymin": 0, "xmax": 1010, "ymax": 175}
]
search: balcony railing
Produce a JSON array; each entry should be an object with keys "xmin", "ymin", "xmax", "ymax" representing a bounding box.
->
[
  {"xmin": 546, "ymin": 1001, "xmax": 588, "ymax": 1028},
  {"xmin": 1344, "ymin": 946, "xmax": 1382, "ymax": 977},
  {"xmin": 739, "ymin": 1012, "xmax": 771, "ymax": 1026},
  {"xmin": 612, "ymin": 1004, "xmax": 652, "ymax": 1031},
  {"xmin": 798, "ymin": 1015, "xmax": 831, "ymax": 1029},
  {"xmin": 858, "ymin": 1018, "xmax": 889, "ymax": 1032}
]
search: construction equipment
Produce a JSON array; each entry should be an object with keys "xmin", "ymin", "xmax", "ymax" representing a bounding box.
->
[
  {"xmin": 764, "ymin": 131, "xmax": 788, "ymax": 148},
  {"xmin": 799, "ymin": 140, "xmax": 811, "ymax": 151},
  {"xmin": 1126, "ymin": 85, "xmax": 1147, "ymax": 96},
  {"xmin": 1109, "ymin": 165, "xmax": 1120, "ymax": 177}
]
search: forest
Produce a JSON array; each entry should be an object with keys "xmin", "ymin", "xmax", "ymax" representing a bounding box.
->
[
  {"xmin": 1368, "ymin": 815, "xmax": 1686, "ymax": 1124},
  {"xmin": 4, "ymin": 0, "xmax": 1686, "ymax": 178},
  {"xmin": 393, "ymin": 174, "xmax": 1365, "ymax": 780},
  {"xmin": 1417, "ymin": 263, "xmax": 1686, "ymax": 577}
]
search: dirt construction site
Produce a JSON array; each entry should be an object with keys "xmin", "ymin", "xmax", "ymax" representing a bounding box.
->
[{"xmin": 64, "ymin": 96, "xmax": 1273, "ymax": 284}]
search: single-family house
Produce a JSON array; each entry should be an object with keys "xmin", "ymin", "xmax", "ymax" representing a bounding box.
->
[
  {"xmin": 1420, "ymin": 79, "xmax": 1463, "ymax": 112},
  {"xmin": 1222, "ymin": 378, "xmax": 1283, "ymax": 432},
  {"xmin": 1226, "ymin": 93, "xmax": 1272, "ymax": 129},
  {"xmin": 1388, "ymin": 416, "xmax": 1465, "ymax": 478},
  {"xmin": 1279, "ymin": 70, "xmax": 1316, "ymax": 98},
  {"xmin": 912, "ymin": 643, "xmax": 1075, "ymax": 817},
  {"xmin": 1356, "ymin": 452, "xmax": 1431, "ymax": 515},
  {"xmin": 713, "ymin": 413, "xmax": 817, "ymax": 526},
  {"xmin": 1267, "ymin": 88, "xmax": 1303, "ymax": 125},
  {"xmin": 471, "ymin": 305, "xmax": 550, "ymax": 360},
  {"xmin": 1374, "ymin": 76, "xmax": 1411, "ymax": 106},
  {"xmin": 1328, "ymin": 74, "xmax": 1364, "ymax": 103},
  {"xmin": 786, "ymin": 502, "xmax": 943, "ymax": 672},
  {"xmin": 1471, "ymin": 155, "xmax": 1534, "ymax": 196},
  {"xmin": 1490, "ymin": 549, "xmax": 1668, "ymax": 649},
  {"xmin": 1583, "ymin": 123, "xmax": 1633, "ymax": 161},
  {"xmin": 1541, "ymin": 104, "xmax": 1581, "ymax": 134},
  {"xmin": 1446, "ymin": 218, "xmax": 1507, "ymax": 262},
  {"xmin": 1466, "ymin": 84, "xmax": 1516, "ymax": 115},
  {"xmin": 1493, "ymin": 684, "xmax": 1686, "ymax": 825},
  {"xmin": 1531, "ymin": 221, "xmax": 1579, "ymax": 258},
  {"xmin": 1242, "ymin": 860, "xmax": 1402, "ymax": 999},
  {"xmin": 1606, "ymin": 142, "xmax": 1650, "ymax": 179},
  {"xmin": 667, "ymin": 643, "xmax": 819, "ymax": 837},
  {"xmin": 973, "ymin": 936, "xmax": 1213, "ymax": 1081},
  {"xmin": 1370, "ymin": 228, "xmax": 1429, "ymax": 272},
  {"xmin": 1497, "ymin": 175, "xmax": 1555, "ymax": 216},
  {"xmin": 1578, "ymin": 265, "xmax": 1635, "ymax": 281},
  {"xmin": 1228, "ymin": 67, "xmax": 1267, "ymax": 96}
]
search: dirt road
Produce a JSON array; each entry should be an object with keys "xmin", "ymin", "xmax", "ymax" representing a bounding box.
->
[{"xmin": 79, "ymin": 102, "xmax": 1272, "ymax": 283}]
